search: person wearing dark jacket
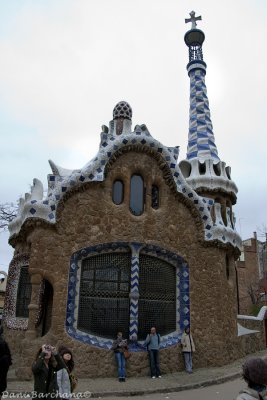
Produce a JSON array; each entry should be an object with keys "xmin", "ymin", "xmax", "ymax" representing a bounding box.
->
[
  {"xmin": 236, "ymin": 358, "xmax": 267, "ymax": 399},
  {"xmin": 0, "ymin": 325, "xmax": 12, "ymax": 396},
  {"xmin": 32, "ymin": 344, "xmax": 65, "ymax": 398}
]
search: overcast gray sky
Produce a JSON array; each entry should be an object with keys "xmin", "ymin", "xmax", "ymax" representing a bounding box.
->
[{"xmin": 0, "ymin": 0, "xmax": 267, "ymax": 272}]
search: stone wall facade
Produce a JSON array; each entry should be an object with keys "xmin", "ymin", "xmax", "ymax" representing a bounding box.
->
[{"xmin": 4, "ymin": 151, "xmax": 262, "ymax": 379}]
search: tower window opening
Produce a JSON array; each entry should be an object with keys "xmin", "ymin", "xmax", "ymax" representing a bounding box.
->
[
  {"xmin": 221, "ymin": 204, "xmax": 227, "ymax": 227},
  {"xmin": 225, "ymin": 166, "xmax": 231, "ymax": 180},
  {"xmin": 213, "ymin": 163, "xmax": 221, "ymax": 176},
  {"xmin": 198, "ymin": 161, "xmax": 206, "ymax": 175}
]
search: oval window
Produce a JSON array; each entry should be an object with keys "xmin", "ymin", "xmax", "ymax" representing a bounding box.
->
[
  {"xmin": 112, "ymin": 180, "xmax": 124, "ymax": 205},
  {"xmin": 130, "ymin": 174, "xmax": 144, "ymax": 216}
]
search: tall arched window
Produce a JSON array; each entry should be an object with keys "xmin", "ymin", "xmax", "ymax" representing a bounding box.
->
[
  {"xmin": 41, "ymin": 280, "xmax": 54, "ymax": 336},
  {"xmin": 16, "ymin": 265, "xmax": 32, "ymax": 318},
  {"xmin": 112, "ymin": 180, "xmax": 124, "ymax": 205},
  {"xmin": 130, "ymin": 174, "xmax": 144, "ymax": 216}
]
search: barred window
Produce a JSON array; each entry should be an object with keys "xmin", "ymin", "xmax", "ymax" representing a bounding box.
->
[
  {"xmin": 16, "ymin": 265, "xmax": 32, "ymax": 318},
  {"xmin": 78, "ymin": 252, "xmax": 131, "ymax": 338},
  {"xmin": 138, "ymin": 254, "xmax": 176, "ymax": 339}
]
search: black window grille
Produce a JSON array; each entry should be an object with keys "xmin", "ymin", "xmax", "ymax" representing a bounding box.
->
[
  {"xmin": 130, "ymin": 174, "xmax": 144, "ymax": 216},
  {"xmin": 16, "ymin": 265, "xmax": 32, "ymax": 318},
  {"xmin": 138, "ymin": 254, "xmax": 176, "ymax": 339},
  {"xmin": 151, "ymin": 185, "xmax": 159, "ymax": 209},
  {"xmin": 112, "ymin": 180, "xmax": 124, "ymax": 205},
  {"xmin": 78, "ymin": 252, "xmax": 131, "ymax": 338}
]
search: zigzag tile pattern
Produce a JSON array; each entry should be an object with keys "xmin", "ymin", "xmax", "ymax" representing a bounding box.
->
[
  {"xmin": 187, "ymin": 69, "xmax": 220, "ymax": 161},
  {"xmin": 129, "ymin": 250, "xmax": 140, "ymax": 340}
]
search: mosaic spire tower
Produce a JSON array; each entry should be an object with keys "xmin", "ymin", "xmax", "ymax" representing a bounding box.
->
[
  {"xmin": 179, "ymin": 11, "xmax": 238, "ymax": 230},
  {"xmin": 184, "ymin": 12, "xmax": 219, "ymax": 162}
]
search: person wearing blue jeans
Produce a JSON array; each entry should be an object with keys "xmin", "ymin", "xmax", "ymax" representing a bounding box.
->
[
  {"xmin": 144, "ymin": 327, "xmax": 161, "ymax": 378},
  {"xmin": 181, "ymin": 326, "xmax": 195, "ymax": 373},
  {"xmin": 112, "ymin": 332, "xmax": 128, "ymax": 382},
  {"xmin": 115, "ymin": 352, "xmax": 126, "ymax": 381}
]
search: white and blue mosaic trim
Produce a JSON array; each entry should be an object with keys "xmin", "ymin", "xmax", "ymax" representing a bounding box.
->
[
  {"xmin": 66, "ymin": 242, "xmax": 190, "ymax": 351},
  {"xmin": 3, "ymin": 254, "xmax": 30, "ymax": 330},
  {"xmin": 187, "ymin": 69, "xmax": 220, "ymax": 161},
  {"xmin": 9, "ymin": 121, "xmax": 241, "ymax": 249}
]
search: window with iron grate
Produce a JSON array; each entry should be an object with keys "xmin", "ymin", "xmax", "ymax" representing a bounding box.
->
[
  {"xmin": 78, "ymin": 252, "xmax": 131, "ymax": 338},
  {"xmin": 77, "ymin": 250, "xmax": 177, "ymax": 340},
  {"xmin": 16, "ymin": 265, "xmax": 32, "ymax": 318},
  {"xmin": 138, "ymin": 254, "xmax": 176, "ymax": 339}
]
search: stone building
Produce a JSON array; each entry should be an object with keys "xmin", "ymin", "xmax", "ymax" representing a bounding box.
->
[
  {"xmin": 237, "ymin": 234, "xmax": 261, "ymax": 314},
  {"xmin": 3, "ymin": 13, "xmax": 263, "ymax": 379},
  {"xmin": 237, "ymin": 233, "xmax": 267, "ymax": 314}
]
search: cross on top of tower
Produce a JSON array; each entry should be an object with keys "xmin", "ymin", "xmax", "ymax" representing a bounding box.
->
[{"xmin": 185, "ymin": 11, "xmax": 202, "ymax": 29}]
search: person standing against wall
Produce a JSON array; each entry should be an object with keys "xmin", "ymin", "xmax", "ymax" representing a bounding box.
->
[
  {"xmin": 144, "ymin": 326, "xmax": 161, "ymax": 379},
  {"xmin": 181, "ymin": 326, "xmax": 195, "ymax": 373},
  {"xmin": 112, "ymin": 331, "xmax": 128, "ymax": 382}
]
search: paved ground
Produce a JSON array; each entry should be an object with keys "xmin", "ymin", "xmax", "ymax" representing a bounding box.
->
[{"xmin": 4, "ymin": 349, "xmax": 267, "ymax": 398}]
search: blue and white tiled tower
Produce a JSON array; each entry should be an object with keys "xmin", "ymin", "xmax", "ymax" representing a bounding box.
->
[{"xmin": 179, "ymin": 11, "xmax": 239, "ymax": 233}]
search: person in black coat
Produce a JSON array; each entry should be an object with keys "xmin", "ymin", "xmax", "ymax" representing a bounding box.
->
[
  {"xmin": 0, "ymin": 325, "xmax": 12, "ymax": 397},
  {"xmin": 32, "ymin": 344, "xmax": 65, "ymax": 398}
]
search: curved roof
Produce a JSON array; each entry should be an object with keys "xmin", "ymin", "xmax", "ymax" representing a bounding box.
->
[{"xmin": 8, "ymin": 107, "xmax": 241, "ymax": 250}]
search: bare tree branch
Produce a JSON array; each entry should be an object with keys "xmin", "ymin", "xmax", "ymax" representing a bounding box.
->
[
  {"xmin": 0, "ymin": 203, "xmax": 18, "ymax": 231},
  {"xmin": 257, "ymin": 224, "xmax": 267, "ymax": 239}
]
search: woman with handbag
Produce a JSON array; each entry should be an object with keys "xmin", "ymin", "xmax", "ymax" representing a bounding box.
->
[
  {"xmin": 57, "ymin": 346, "xmax": 77, "ymax": 398},
  {"xmin": 111, "ymin": 332, "xmax": 128, "ymax": 382}
]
